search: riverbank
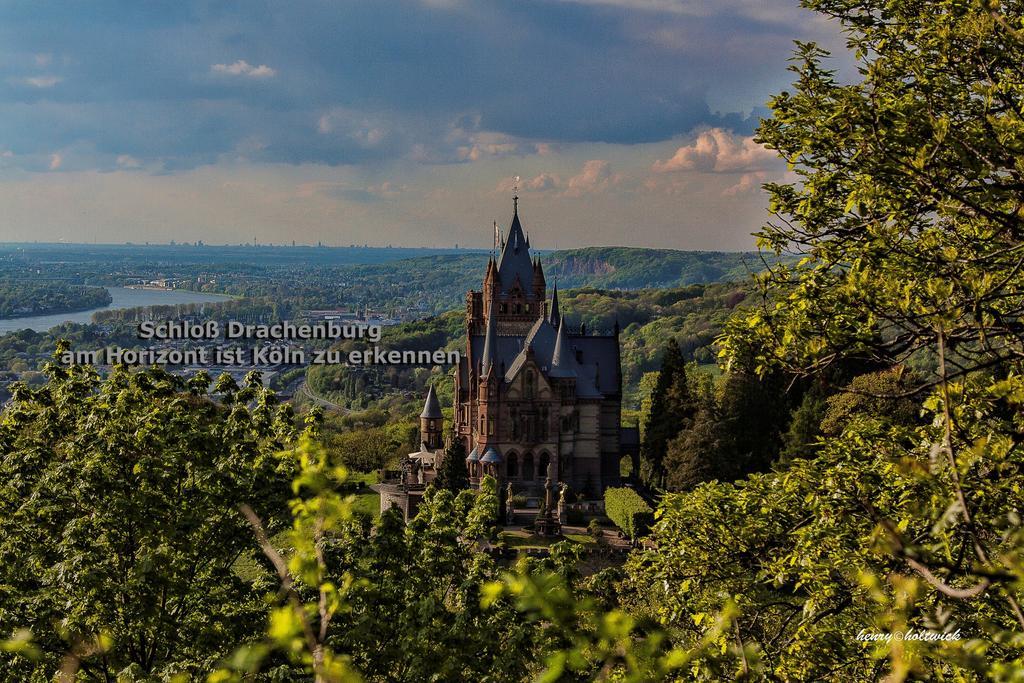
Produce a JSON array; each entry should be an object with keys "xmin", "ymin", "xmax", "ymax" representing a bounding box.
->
[{"xmin": 0, "ymin": 287, "xmax": 233, "ymax": 335}]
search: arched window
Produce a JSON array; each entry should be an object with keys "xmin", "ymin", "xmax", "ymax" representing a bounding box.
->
[
  {"xmin": 538, "ymin": 452, "xmax": 550, "ymax": 479},
  {"xmin": 523, "ymin": 452, "xmax": 534, "ymax": 481},
  {"xmin": 525, "ymin": 371, "xmax": 534, "ymax": 399},
  {"xmin": 507, "ymin": 452, "xmax": 518, "ymax": 478}
]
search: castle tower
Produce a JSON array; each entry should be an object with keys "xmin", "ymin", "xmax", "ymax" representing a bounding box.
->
[
  {"xmin": 420, "ymin": 385, "xmax": 443, "ymax": 450},
  {"xmin": 453, "ymin": 195, "xmax": 625, "ymax": 499},
  {"xmin": 467, "ymin": 196, "xmax": 546, "ymax": 336}
]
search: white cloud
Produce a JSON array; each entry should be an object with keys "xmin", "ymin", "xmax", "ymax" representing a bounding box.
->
[
  {"xmin": 458, "ymin": 142, "xmax": 519, "ymax": 161},
  {"xmin": 652, "ymin": 128, "xmax": 777, "ymax": 174},
  {"xmin": 564, "ymin": 160, "xmax": 621, "ymax": 197},
  {"xmin": 448, "ymin": 128, "xmax": 538, "ymax": 162},
  {"xmin": 496, "ymin": 161, "xmax": 621, "ymax": 197},
  {"xmin": 48, "ymin": 153, "xmax": 62, "ymax": 170},
  {"xmin": 526, "ymin": 173, "xmax": 559, "ymax": 191},
  {"xmin": 22, "ymin": 76, "xmax": 61, "ymax": 88},
  {"xmin": 210, "ymin": 60, "xmax": 277, "ymax": 78},
  {"xmin": 116, "ymin": 154, "xmax": 141, "ymax": 169},
  {"xmin": 722, "ymin": 171, "xmax": 767, "ymax": 196}
]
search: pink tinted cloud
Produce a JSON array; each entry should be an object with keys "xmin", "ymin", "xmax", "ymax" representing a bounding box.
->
[
  {"xmin": 563, "ymin": 160, "xmax": 621, "ymax": 197},
  {"xmin": 496, "ymin": 160, "xmax": 621, "ymax": 197},
  {"xmin": 722, "ymin": 171, "xmax": 768, "ymax": 196},
  {"xmin": 652, "ymin": 128, "xmax": 777, "ymax": 173}
]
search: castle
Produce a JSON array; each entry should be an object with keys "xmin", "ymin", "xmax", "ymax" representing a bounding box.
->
[{"xmin": 378, "ymin": 197, "xmax": 631, "ymax": 518}]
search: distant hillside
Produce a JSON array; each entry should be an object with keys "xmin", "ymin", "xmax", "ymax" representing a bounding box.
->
[
  {"xmin": 541, "ymin": 247, "xmax": 761, "ymax": 289},
  {"xmin": 336, "ymin": 247, "xmax": 765, "ymax": 312},
  {"xmin": 307, "ymin": 280, "xmax": 754, "ymax": 415}
]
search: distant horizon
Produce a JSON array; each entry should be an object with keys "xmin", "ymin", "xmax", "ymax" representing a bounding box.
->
[
  {"xmin": 0, "ymin": 240, "xmax": 761, "ymax": 255},
  {"xmin": 0, "ymin": 1, "xmax": 852, "ymax": 250}
]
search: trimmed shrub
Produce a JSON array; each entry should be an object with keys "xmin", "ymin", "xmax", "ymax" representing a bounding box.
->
[{"xmin": 604, "ymin": 487, "xmax": 654, "ymax": 540}]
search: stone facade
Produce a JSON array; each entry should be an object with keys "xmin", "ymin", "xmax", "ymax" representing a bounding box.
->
[
  {"xmin": 455, "ymin": 197, "xmax": 623, "ymax": 497},
  {"xmin": 379, "ymin": 197, "xmax": 628, "ymax": 519}
]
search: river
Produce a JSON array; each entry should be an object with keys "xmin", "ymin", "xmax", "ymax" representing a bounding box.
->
[{"xmin": 0, "ymin": 287, "xmax": 233, "ymax": 335}]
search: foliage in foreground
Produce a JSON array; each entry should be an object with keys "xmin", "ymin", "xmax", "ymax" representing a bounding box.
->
[
  {"xmin": 212, "ymin": 440, "xmax": 739, "ymax": 683},
  {"xmin": 624, "ymin": 381, "xmax": 1024, "ymax": 679},
  {"xmin": 0, "ymin": 351, "xmax": 296, "ymax": 680}
]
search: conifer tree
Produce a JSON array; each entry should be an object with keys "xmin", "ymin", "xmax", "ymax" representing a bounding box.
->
[
  {"xmin": 434, "ymin": 432, "xmax": 469, "ymax": 492},
  {"xmin": 639, "ymin": 339, "xmax": 694, "ymax": 488}
]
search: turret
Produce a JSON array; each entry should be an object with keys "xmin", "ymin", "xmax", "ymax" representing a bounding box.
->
[{"xmin": 420, "ymin": 385, "xmax": 443, "ymax": 449}]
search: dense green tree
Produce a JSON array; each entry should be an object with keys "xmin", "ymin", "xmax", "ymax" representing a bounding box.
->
[
  {"xmin": 663, "ymin": 405, "xmax": 730, "ymax": 492},
  {"xmin": 433, "ymin": 433, "xmax": 469, "ymax": 493},
  {"xmin": 778, "ymin": 384, "xmax": 828, "ymax": 461},
  {"xmin": 820, "ymin": 367, "xmax": 921, "ymax": 436},
  {"xmin": 0, "ymin": 282, "xmax": 111, "ymax": 319},
  {"xmin": 213, "ymin": 443, "xmax": 534, "ymax": 683},
  {"xmin": 320, "ymin": 422, "xmax": 408, "ymax": 473},
  {"xmin": 639, "ymin": 340, "xmax": 694, "ymax": 488},
  {"xmin": 0, "ymin": 352, "xmax": 296, "ymax": 680},
  {"xmin": 715, "ymin": 365, "xmax": 792, "ymax": 476},
  {"xmin": 710, "ymin": 0, "xmax": 1024, "ymax": 674}
]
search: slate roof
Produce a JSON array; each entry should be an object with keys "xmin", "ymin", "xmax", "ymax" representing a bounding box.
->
[
  {"xmin": 420, "ymin": 385, "xmax": 442, "ymax": 419},
  {"xmin": 467, "ymin": 314, "xmax": 619, "ymax": 399},
  {"xmin": 495, "ymin": 203, "xmax": 534, "ymax": 294},
  {"xmin": 548, "ymin": 283, "xmax": 560, "ymax": 328},
  {"xmin": 481, "ymin": 308, "xmax": 498, "ymax": 375},
  {"xmin": 549, "ymin": 318, "xmax": 575, "ymax": 378}
]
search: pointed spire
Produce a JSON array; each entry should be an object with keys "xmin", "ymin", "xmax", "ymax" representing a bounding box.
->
[
  {"xmin": 548, "ymin": 283, "xmax": 561, "ymax": 328},
  {"xmin": 420, "ymin": 385, "xmax": 442, "ymax": 419},
  {"xmin": 495, "ymin": 195, "xmax": 533, "ymax": 292},
  {"xmin": 481, "ymin": 307, "xmax": 498, "ymax": 375},
  {"xmin": 550, "ymin": 317, "xmax": 575, "ymax": 377}
]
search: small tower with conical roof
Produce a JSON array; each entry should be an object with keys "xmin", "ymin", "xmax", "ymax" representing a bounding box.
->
[{"xmin": 420, "ymin": 385, "xmax": 443, "ymax": 450}]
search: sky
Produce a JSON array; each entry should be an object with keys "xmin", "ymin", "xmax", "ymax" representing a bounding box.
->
[{"xmin": 0, "ymin": 0, "xmax": 852, "ymax": 251}]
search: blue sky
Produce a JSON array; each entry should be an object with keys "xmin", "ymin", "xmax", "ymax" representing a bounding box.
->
[{"xmin": 0, "ymin": 0, "xmax": 850, "ymax": 249}]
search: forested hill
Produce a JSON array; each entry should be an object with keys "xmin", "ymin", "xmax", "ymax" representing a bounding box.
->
[
  {"xmin": 542, "ymin": 247, "xmax": 760, "ymax": 289},
  {"xmin": 337, "ymin": 247, "xmax": 765, "ymax": 312},
  {"xmin": 377, "ymin": 247, "xmax": 763, "ymax": 291}
]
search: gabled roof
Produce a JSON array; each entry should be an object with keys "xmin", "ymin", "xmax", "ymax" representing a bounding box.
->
[{"xmin": 469, "ymin": 324, "xmax": 619, "ymax": 399}]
